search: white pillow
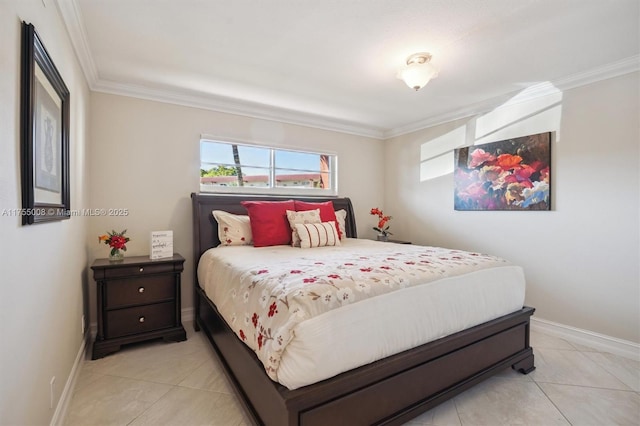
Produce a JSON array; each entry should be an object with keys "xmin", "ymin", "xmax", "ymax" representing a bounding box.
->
[
  {"xmin": 286, "ymin": 209, "xmax": 321, "ymax": 247},
  {"xmin": 335, "ymin": 209, "xmax": 347, "ymax": 239},
  {"xmin": 294, "ymin": 222, "xmax": 341, "ymax": 249},
  {"xmin": 212, "ymin": 210, "xmax": 253, "ymax": 246}
]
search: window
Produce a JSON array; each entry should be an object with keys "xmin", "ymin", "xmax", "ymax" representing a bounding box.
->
[{"xmin": 200, "ymin": 138, "xmax": 337, "ymax": 196}]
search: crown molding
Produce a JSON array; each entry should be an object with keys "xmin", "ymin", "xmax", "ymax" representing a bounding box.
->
[
  {"xmin": 384, "ymin": 55, "xmax": 639, "ymax": 139},
  {"xmin": 92, "ymin": 79, "xmax": 386, "ymax": 139},
  {"xmin": 55, "ymin": 0, "xmax": 99, "ymax": 85},
  {"xmin": 56, "ymin": 0, "xmax": 637, "ymax": 141},
  {"xmin": 552, "ymin": 54, "xmax": 639, "ymax": 91}
]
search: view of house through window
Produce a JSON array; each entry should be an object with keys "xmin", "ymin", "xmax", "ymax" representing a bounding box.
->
[{"xmin": 200, "ymin": 139, "xmax": 336, "ymax": 195}]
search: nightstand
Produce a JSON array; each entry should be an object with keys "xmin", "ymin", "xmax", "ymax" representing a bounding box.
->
[
  {"xmin": 387, "ymin": 239, "xmax": 411, "ymax": 244},
  {"xmin": 91, "ymin": 254, "xmax": 187, "ymax": 359},
  {"xmin": 376, "ymin": 238, "xmax": 412, "ymax": 244}
]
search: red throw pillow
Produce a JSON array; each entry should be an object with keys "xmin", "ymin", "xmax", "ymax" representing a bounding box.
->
[
  {"xmin": 241, "ymin": 200, "xmax": 295, "ymax": 247},
  {"xmin": 294, "ymin": 200, "xmax": 342, "ymax": 238}
]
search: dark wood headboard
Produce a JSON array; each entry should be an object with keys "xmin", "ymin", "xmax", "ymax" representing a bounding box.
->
[{"xmin": 190, "ymin": 193, "xmax": 358, "ymax": 261}]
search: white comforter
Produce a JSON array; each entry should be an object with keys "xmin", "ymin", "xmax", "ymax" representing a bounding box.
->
[{"xmin": 197, "ymin": 239, "xmax": 525, "ymax": 389}]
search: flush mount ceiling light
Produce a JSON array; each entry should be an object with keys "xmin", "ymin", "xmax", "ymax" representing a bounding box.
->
[{"xmin": 398, "ymin": 52, "xmax": 438, "ymax": 91}]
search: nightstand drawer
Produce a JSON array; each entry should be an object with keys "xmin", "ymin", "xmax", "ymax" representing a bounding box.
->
[
  {"xmin": 105, "ymin": 302, "xmax": 176, "ymax": 339},
  {"xmin": 105, "ymin": 275, "xmax": 175, "ymax": 309},
  {"xmin": 102, "ymin": 262, "xmax": 176, "ymax": 279}
]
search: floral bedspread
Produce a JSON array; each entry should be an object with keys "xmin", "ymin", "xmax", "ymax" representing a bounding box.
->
[{"xmin": 199, "ymin": 239, "xmax": 511, "ymax": 382}]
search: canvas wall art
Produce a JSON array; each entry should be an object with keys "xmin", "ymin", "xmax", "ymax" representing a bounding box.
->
[{"xmin": 454, "ymin": 132, "xmax": 551, "ymax": 211}]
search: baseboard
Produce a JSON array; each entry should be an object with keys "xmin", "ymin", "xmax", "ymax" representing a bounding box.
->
[
  {"xmin": 182, "ymin": 307, "xmax": 195, "ymax": 322},
  {"xmin": 50, "ymin": 332, "xmax": 89, "ymax": 426},
  {"xmin": 531, "ymin": 317, "xmax": 639, "ymax": 361}
]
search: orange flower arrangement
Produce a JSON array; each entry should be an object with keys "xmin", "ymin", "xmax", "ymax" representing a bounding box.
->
[
  {"xmin": 98, "ymin": 229, "xmax": 130, "ymax": 257},
  {"xmin": 370, "ymin": 208, "xmax": 392, "ymax": 236}
]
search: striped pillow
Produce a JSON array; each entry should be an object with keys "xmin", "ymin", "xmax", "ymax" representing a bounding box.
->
[{"xmin": 294, "ymin": 222, "xmax": 341, "ymax": 249}]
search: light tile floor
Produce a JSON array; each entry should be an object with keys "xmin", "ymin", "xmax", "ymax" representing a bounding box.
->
[{"xmin": 65, "ymin": 324, "xmax": 640, "ymax": 425}]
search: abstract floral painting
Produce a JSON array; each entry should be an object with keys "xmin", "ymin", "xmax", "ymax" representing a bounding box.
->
[{"xmin": 454, "ymin": 132, "xmax": 551, "ymax": 211}]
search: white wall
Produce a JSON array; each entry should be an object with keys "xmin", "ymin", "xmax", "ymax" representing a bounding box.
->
[
  {"xmin": 0, "ymin": 1, "xmax": 91, "ymax": 424},
  {"xmin": 384, "ymin": 73, "xmax": 640, "ymax": 343},
  {"xmin": 88, "ymin": 92, "xmax": 384, "ymax": 323}
]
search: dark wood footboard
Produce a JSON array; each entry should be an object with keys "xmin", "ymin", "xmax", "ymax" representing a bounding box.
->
[{"xmin": 196, "ymin": 285, "xmax": 535, "ymax": 426}]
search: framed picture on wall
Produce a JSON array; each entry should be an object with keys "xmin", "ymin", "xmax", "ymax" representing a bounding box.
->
[
  {"xmin": 454, "ymin": 132, "xmax": 551, "ymax": 211},
  {"xmin": 20, "ymin": 22, "xmax": 70, "ymax": 224}
]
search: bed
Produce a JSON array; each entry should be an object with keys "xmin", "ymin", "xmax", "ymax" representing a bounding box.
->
[{"xmin": 191, "ymin": 193, "xmax": 535, "ymax": 425}]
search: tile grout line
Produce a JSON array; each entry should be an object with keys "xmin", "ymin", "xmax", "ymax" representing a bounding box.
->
[
  {"xmin": 173, "ymin": 355, "xmax": 212, "ymax": 387},
  {"xmin": 534, "ymin": 346, "xmax": 633, "ymax": 391},
  {"xmin": 581, "ymin": 352, "xmax": 640, "ymax": 391},
  {"xmin": 125, "ymin": 380, "xmax": 176, "ymax": 426},
  {"xmin": 452, "ymin": 395, "xmax": 463, "ymax": 426},
  {"xmin": 124, "ymin": 381, "xmax": 226, "ymax": 425},
  {"xmin": 83, "ymin": 346, "xmax": 212, "ymax": 388},
  {"xmin": 532, "ymin": 380, "xmax": 573, "ymax": 426},
  {"xmin": 532, "ymin": 378, "xmax": 637, "ymax": 393},
  {"xmin": 85, "ymin": 370, "xmax": 188, "ymax": 388}
]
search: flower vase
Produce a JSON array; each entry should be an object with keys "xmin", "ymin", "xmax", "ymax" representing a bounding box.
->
[
  {"xmin": 377, "ymin": 234, "xmax": 389, "ymax": 242},
  {"xmin": 109, "ymin": 249, "xmax": 124, "ymax": 262}
]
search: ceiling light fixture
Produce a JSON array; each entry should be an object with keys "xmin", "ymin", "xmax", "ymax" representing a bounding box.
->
[{"xmin": 398, "ymin": 52, "xmax": 438, "ymax": 91}]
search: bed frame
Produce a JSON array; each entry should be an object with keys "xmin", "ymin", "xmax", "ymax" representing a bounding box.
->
[{"xmin": 191, "ymin": 193, "xmax": 535, "ymax": 425}]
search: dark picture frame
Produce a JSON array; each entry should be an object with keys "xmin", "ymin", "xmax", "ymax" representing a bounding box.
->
[
  {"xmin": 454, "ymin": 132, "xmax": 551, "ymax": 211},
  {"xmin": 21, "ymin": 22, "xmax": 70, "ymax": 224}
]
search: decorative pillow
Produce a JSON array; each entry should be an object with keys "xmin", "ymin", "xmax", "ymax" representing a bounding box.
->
[
  {"xmin": 294, "ymin": 222, "xmax": 341, "ymax": 249},
  {"xmin": 241, "ymin": 200, "xmax": 295, "ymax": 247},
  {"xmin": 212, "ymin": 210, "xmax": 252, "ymax": 246},
  {"xmin": 286, "ymin": 209, "xmax": 321, "ymax": 247},
  {"xmin": 294, "ymin": 200, "xmax": 342, "ymax": 238},
  {"xmin": 335, "ymin": 209, "xmax": 347, "ymax": 239}
]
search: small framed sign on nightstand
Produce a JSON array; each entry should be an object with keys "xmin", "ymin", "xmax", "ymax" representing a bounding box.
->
[{"xmin": 151, "ymin": 230, "xmax": 173, "ymax": 259}]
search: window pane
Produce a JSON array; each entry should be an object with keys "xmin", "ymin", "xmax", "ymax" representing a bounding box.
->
[
  {"xmin": 200, "ymin": 163, "xmax": 241, "ymax": 185},
  {"xmin": 275, "ymin": 169, "xmax": 326, "ymax": 189},
  {"xmin": 201, "ymin": 141, "xmax": 270, "ymax": 168},
  {"xmin": 201, "ymin": 141, "xmax": 234, "ymax": 166},
  {"xmin": 239, "ymin": 166, "xmax": 270, "ymax": 187},
  {"xmin": 237, "ymin": 145, "xmax": 270, "ymax": 167},
  {"xmin": 201, "ymin": 141, "xmax": 271, "ymax": 187},
  {"xmin": 201, "ymin": 166, "xmax": 271, "ymax": 187},
  {"xmin": 275, "ymin": 150, "xmax": 323, "ymax": 172}
]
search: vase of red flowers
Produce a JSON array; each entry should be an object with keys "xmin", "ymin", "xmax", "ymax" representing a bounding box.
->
[
  {"xmin": 99, "ymin": 229, "xmax": 130, "ymax": 262},
  {"xmin": 370, "ymin": 207, "xmax": 392, "ymax": 241}
]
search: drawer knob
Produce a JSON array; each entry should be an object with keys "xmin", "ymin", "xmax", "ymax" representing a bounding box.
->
[
  {"xmin": 139, "ymin": 316, "xmax": 145, "ymax": 323},
  {"xmin": 138, "ymin": 287, "xmax": 145, "ymax": 293},
  {"xmin": 139, "ymin": 267, "xmax": 144, "ymax": 272}
]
